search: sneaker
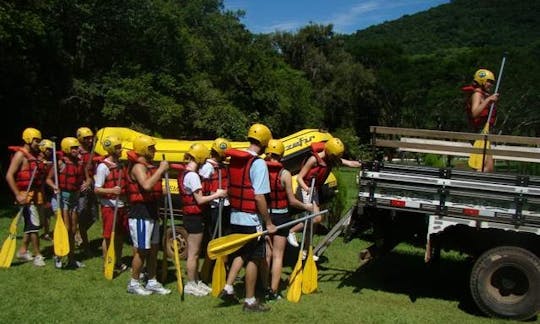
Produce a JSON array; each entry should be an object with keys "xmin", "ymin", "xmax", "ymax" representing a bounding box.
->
[
  {"xmin": 146, "ymin": 281, "xmax": 171, "ymax": 295},
  {"xmin": 218, "ymin": 289, "xmax": 239, "ymax": 304},
  {"xmin": 302, "ymin": 251, "xmax": 319, "ymax": 262},
  {"xmin": 17, "ymin": 251, "xmax": 33, "ymax": 262},
  {"xmin": 287, "ymin": 232, "xmax": 299, "ymax": 247},
  {"xmin": 243, "ymin": 301, "xmax": 270, "ymax": 312},
  {"xmin": 54, "ymin": 256, "xmax": 63, "ymax": 269},
  {"xmin": 184, "ymin": 281, "xmax": 207, "ymax": 296},
  {"xmin": 264, "ymin": 288, "xmax": 282, "ymax": 302},
  {"xmin": 33, "ymin": 255, "xmax": 46, "ymax": 267},
  {"xmin": 66, "ymin": 260, "xmax": 85, "ymax": 269},
  {"xmin": 197, "ymin": 281, "xmax": 212, "ymax": 293},
  {"xmin": 40, "ymin": 233, "xmax": 52, "ymax": 241},
  {"xmin": 115, "ymin": 263, "xmax": 128, "ymax": 273},
  {"xmin": 128, "ymin": 282, "xmax": 152, "ymax": 296}
]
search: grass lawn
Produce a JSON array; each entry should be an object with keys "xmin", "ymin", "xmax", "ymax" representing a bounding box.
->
[{"xmin": 0, "ymin": 208, "xmax": 530, "ymax": 323}]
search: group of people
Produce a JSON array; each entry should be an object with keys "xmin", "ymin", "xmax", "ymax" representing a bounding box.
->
[{"xmin": 5, "ymin": 122, "xmax": 360, "ymax": 312}]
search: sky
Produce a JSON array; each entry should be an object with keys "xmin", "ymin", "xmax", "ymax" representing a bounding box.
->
[{"xmin": 223, "ymin": 0, "xmax": 450, "ymax": 35}]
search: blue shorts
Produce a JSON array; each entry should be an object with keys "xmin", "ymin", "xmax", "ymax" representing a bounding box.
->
[
  {"xmin": 128, "ymin": 218, "xmax": 160, "ymax": 249},
  {"xmin": 23, "ymin": 204, "xmax": 41, "ymax": 233}
]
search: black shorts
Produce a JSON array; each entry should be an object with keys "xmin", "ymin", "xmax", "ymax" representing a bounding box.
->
[
  {"xmin": 230, "ymin": 224, "xmax": 265, "ymax": 261},
  {"xmin": 183, "ymin": 214, "xmax": 204, "ymax": 234},
  {"xmin": 128, "ymin": 202, "xmax": 159, "ymax": 220},
  {"xmin": 270, "ymin": 212, "xmax": 292, "ymax": 237}
]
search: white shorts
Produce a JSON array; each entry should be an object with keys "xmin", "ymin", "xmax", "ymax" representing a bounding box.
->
[{"xmin": 128, "ymin": 218, "xmax": 160, "ymax": 249}]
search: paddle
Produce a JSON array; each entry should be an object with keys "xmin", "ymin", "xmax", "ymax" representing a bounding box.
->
[
  {"xmin": 207, "ymin": 210, "xmax": 328, "ymax": 260},
  {"xmin": 468, "ymin": 54, "xmax": 507, "ymax": 171},
  {"xmin": 160, "ymin": 195, "xmax": 168, "ymax": 283},
  {"xmin": 211, "ymin": 169, "xmax": 227, "ymax": 297},
  {"xmin": 164, "ymin": 156, "xmax": 184, "ymax": 297},
  {"xmin": 104, "ymin": 165, "xmax": 123, "ymax": 280},
  {"xmin": 302, "ymin": 179, "xmax": 318, "ymax": 294},
  {"xmin": 52, "ymin": 138, "xmax": 70, "ymax": 257},
  {"xmin": 287, "ymin": 217, "xmax": 308, "ymax": 303},
  {"xmin": 0, "ymin": 166, "xmax": 38, "ymax": 268}
]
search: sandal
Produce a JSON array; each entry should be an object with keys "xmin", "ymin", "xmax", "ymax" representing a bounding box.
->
[{"xmin": 115, "ymin": 263, "xmax": 128, "ymax": 272}]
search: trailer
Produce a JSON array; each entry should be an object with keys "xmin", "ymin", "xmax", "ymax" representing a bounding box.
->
[{"xmin": 335, "ymin": 127, "xmax": 540, "ymax": 320}]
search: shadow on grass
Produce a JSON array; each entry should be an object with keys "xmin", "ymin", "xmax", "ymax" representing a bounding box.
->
[{"xmin": 324, "ymin": 249, "xmax": 486, "ymax": 317}]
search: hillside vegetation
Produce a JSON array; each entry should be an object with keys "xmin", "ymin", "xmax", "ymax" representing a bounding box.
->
[{"xmin": 1, "ymin": 0, "xmax": 538, "ymax": 161}]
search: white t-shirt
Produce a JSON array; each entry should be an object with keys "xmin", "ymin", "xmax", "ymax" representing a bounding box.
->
[{"xmin": 94, "ymin": 162, "xmax": 125, "ymax": 208}]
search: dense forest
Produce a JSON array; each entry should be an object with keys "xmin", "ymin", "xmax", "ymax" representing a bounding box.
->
[{"xmin": 1, "ymin": 0, "xmax": 539, "ymax": 163}]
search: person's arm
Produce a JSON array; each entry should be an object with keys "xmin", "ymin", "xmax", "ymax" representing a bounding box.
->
[
  {"xmin": 5, "ymin": 151, "xmax": 26, "ymax": 204},
  {"xmin": 281, "ymin": 169, "xmax": 313, "ymax": 212},
  {"xmin": 132, "ymin": 160, "xmax": 168, "ymax": 191},
  {"xmin": 297, "ymin": 156, "xmax": 317, "ymax": 192},
  {"xmin": 471, "ymin": 91, "xmax": 499, "ymax": 118},
  {"xmin": 94, "ymin": 164, "xmax": 120, "ymax": 197},
  {"xmin": 340, "ymin": 158, "xmax": 362, "ymax": 168},
  {"xmin": 187, "ymin": 172, "xmax": 226, "ymax": 205}
]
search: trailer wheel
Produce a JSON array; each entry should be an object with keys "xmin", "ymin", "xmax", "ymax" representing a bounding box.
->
[
  {"xmin": 470, "ymin": 246, "xmax": 540, "ymax": 320},
  {"xmin": 164, "ymin": 226, "xmax": 188, "ymax": 260}
]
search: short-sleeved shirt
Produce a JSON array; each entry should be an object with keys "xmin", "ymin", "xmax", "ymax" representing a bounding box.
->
[
  {"xmin": 199, "ymin": 160, "xmax": 230, "ymax": 207},
  {"xmin": 183, "ymin": 170, "xmax": 202, "ymax": 195},
  {"xmin": 94, "ymin": 162, "xmax": 125, "ymax": 208},
  {"xmin": 230, "ymin": 150, "xmax": 270, "ymax": 227}
]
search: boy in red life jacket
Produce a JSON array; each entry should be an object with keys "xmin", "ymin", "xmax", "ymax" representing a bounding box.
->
[
  {"xmin": 218, "ymin": 123, "xmax": 277, "ymax": 312},
  {"xmin": 462, "ymin": 69, "xmax": 500, "ymax": 172},
  {"xmin": 179, "ymin": 143, "xmax": 227, "ymax": 297},
  {"xmin": 94, "ymin": 135, "xmax": 128, "ymax": 273},
  {"xmin": 75, "ymin": 127, "xmax": 99, "ymax": 254},
  {"xmin": 287, "ymin": 138, "xmax": 361, "ymax": 253},
  {"xmin": 46, "ymin": 137, "xmax": 86, "ymax": 269},
  {"xmin": 199, "ymin": 137, "xmax": 232, "ymax": 238},
  {"xmin": 38, "ymin": 139, "xmax": 55, "ymax": 241},
  {"xmin": 126, "ymin": 135, "xmax": 171, "ymax": 296},
  {"xmin": 263, "ymin": 139, "xmax": 314, "ymax": 301},
  {"xmin": 5, "ymin": 127, "xmax": 47, "ymax": 267}
]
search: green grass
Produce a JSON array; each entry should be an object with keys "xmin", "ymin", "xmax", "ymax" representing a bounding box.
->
[{"xmin": 0, "ymin": 169, "xmax": 536, "ymax": 323}]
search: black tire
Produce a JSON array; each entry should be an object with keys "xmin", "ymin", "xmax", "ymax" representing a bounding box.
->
[
  {"xmin": 470, "ymin": 246, "xmax": 540, "ymax": 320},
  {"xmin": 164, "ymin": 226, "xmax": 188, "ymax": 260}
]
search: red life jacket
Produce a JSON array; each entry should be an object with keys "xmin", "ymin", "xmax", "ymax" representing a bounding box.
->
[
  {"xmin": 462, "ymin": 84, "xmax": 496, "ymax": 130},
  {"xmin": 8, "ymin": 146, "xmax": 46, "ymax": 190},
  {"xmin": 126, "ymin": 150, "xmax": 163, "ymax": 203},
  {"xmin": 266, "ymin": 161, "xmax": 288, "ymax": 210},
  {"xmin": 201, "ymin": 159, "xmax": 228, "ymax": 195},
  {"xmin": 302, "ymin": 142, "xmax": 330, "ymax": 188},
  {"xmin": 78, "ymin": 148, "xmax": 98, "ymax": 177},
  {"xmin": 178, "ymin": 169, "xmax": 203, "ymax": 215},
  {"xmin": 58, "ymin": 156, "xmax": 85, "ymax": 191},
  {"xmin": 226, "ymin": 148, "xmax": 258, "ymax": 213},
  {"xmin": 100, "ymin": 158, "xmax": 127, "ymax": 199}
]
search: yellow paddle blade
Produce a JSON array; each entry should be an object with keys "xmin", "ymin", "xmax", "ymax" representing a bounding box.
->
[
  {"xmin": 53, "ymin": 210, "xmax": 70, "ymax": 257},
  {"xmin": 207, "ymin": 232, "xmax": 261, "ymax": 260},
  {"xmin": 0, "ymin": 234, "xmax": 16, "ymax": 268},
  {"xmin": 173, "ymin": 240, "xmax": 183, "ymax": 295},
  {"xmin": 211, "ymin": 256, "xmax": 226, "ymax": 297},
  {"xmin": 468, "ymin": 123, "xmax": 491, "ymax": 170},
  {"xmin": 302, "ymin": 246, "xmax": 318, "ymax": 294},
  {"xmin": 200, "ymin": 256, "xmax": 213, "ymax": 284},
  {"xmin": 103, "ymin": 232, "xmax": 116, "ymax": 280},
  {"xmin": 287, "ymin": 253, "xmax": 304, "ymax": 303},
  {"xmin": 8, "ymin": 210, "xmax": 22, "ymax": 235}
]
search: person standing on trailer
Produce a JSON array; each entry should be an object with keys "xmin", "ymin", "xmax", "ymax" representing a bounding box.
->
[{"xmin": 462, "ymin": 69, "xmax": 500, "ymax": 172}]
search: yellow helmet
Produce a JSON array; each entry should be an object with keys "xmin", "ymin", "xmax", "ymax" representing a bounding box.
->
[
  {"xmin": 473, "ymin": 69, "xmax": 495, "ymax": 87},
  {"xmin": 102, "ymin": 135, "xmax": 122, "ymax": 154},
  {"xmin": 133, "ymin": 135, "xmax": 156, "ymax": 157},
  {"xmin": 324, "ymin": 138, "xmax": 345, "ymax": 159},
  {"xmin": 76, "ymin": 127, "xmax": 94, "ymax": 142},
  {"xmin": 22, "ymin": 128, "xmax": 42, "ymax": 144},
  {"xmin": 211, "ymin": 138, "xmax": 231, "ymax": 158},
  {"xmin": 247, "ymin": 123, "xmax": 272, "ymax": 147},
  {"xmin": 61, "ymin": 137, "xmax": 80, "ymax": 154},
  {"xmin": 265, "ymin": 139, "xmax": 284, "ymax": 157},
  {"xmin": 39, "ymin": 139, "xmax": 54, "ymax": 153},
  {"xmin": 186, "ymin": 143, "xmax": 209, "ymax": 164}
]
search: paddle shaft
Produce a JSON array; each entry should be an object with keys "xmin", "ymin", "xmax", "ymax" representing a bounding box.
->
[
  {"xmin": 163, "ymin": 155, "xmax": 183, "ymax": 295},
  {"xmin": 104, "ymin": 164, "xmax": 123, "ymax": 279}
]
